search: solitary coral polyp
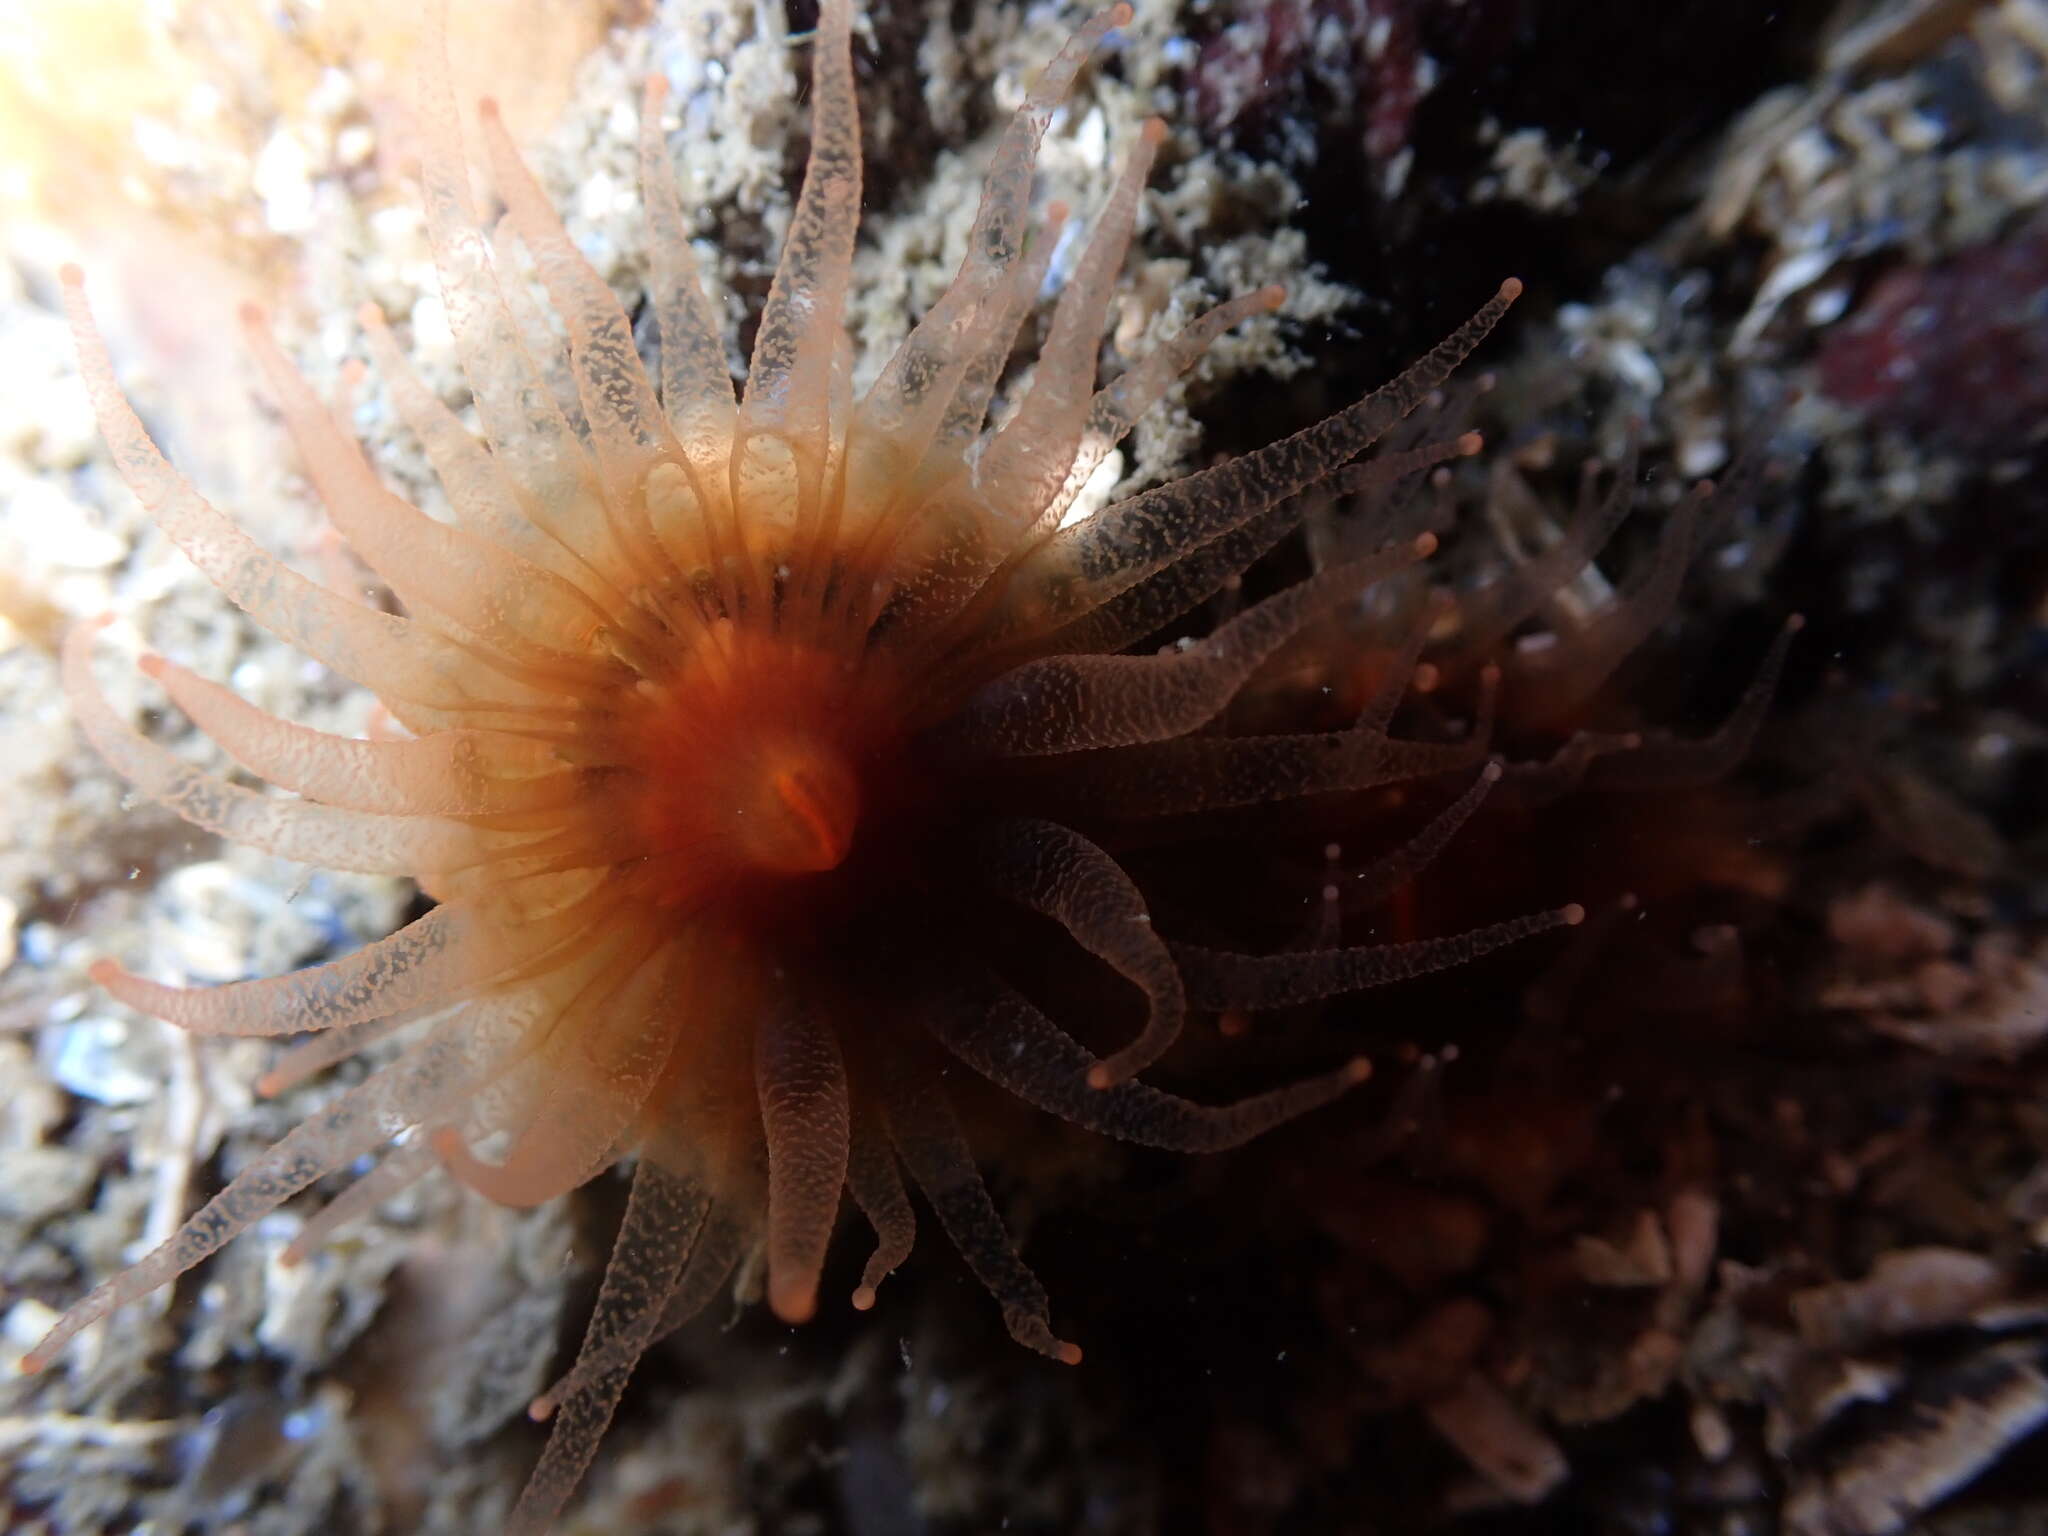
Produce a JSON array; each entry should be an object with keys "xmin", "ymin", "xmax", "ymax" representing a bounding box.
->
[{"xmin": 29, "ymin": 1, "xmax": 1559, "ymax": 1527}]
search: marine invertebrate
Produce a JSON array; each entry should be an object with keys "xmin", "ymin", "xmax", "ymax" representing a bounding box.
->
[{"xmin": 21, "ymin": 2, "xmax": 1593, "ymax": 1527}]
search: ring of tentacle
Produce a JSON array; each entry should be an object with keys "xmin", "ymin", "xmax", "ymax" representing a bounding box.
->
[{"xmin": 22, "ymin": 4, "xmax": 1799, "ymax": 1531}]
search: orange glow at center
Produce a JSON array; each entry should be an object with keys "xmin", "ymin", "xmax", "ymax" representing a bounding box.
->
[{"xmin": 607, "ymin": 628, "xmax": 885, "ymax": 909}]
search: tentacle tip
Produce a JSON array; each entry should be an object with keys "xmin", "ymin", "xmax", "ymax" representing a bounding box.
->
[
  {"xmin": 1560, "ymin": 903, "xmax": 1587, "ymax": 927},
  {"xmin": 770, "ymin": 1281, "xmax": 819, "ymax": 1326},
  {"xmin": 1056, "ymin": 1341, "xmax": 1085, "ymax": 1366},
  {"xmin": 643, "ymin": 73, "xmax": 670, "ymax": 106},
  {"xmin": 1480, "ymin": 759, "xmax": 1505, "ymax": 783},
  {"xmin": 1619, "ymin": 891, "xmax": 1641, "ymax": 911},
  {"xmin": 527, "ymin": 1394, "xmax": 559, "ymax": 1423},
  {"xmin": 478, "ymin": 96, "xmax": 503, "ymax": 121},
  {"xmin": 236, "ymin": 300, "xmax": 267, "ymax": 331},
  {"xmin": 851, "ymin": 1285, "xmax": 878, "ymax": 1312},
  {"xmin": 1217, "ymin": 1010, "xmax": 1250, "ymax": 1038},
  {"xmin": 1455, "ymin": 431, "xmax": 1484, "ymax": 456},
  {"xmin": 85, "ymin": 957, "xmax": 121, "ymax": 987},
  {"xmin": 1498, "ymin": 276, "xmax": 1525, "ymax": 302},
  {"xmin": 1411, "ymin": 531, "xmax": 1440, "ymax": 559},
  {"xmin": 1085, "ymin": 1063, "xmax": 1117, "ymax": 1090},
  {"xmin": 136, "ymin": 652, "xmax": 167, "ymax": 680},
  {"xmin": 278, "ymin": 1247, "xmax": 308, "ymax": 1270},
  {"xmin": 254, "ymin": 1071, "xmax": 286, "ymax": 1098},
  {"xmin": 1255, "ymin": 283, "xmax": 1287, "ymax": 311},
  {"xmin": 1785, "ymin": 612, "xmax": 1807, "ymax": 634},
  {"xmin": 1343, "ymin": 1056, "xmax": 1374, "ymax": 1085},
  {"xmin": 19, "ymin": 1346, "xmax": 52, "ymax": 1375},
  {"xmin": 355, "ymin": 301, "xmax": 386, "ymax": 330},
  {"xmin": 58, "ymin": 262, "xmax": 86, "ymax": 289},
  {"xmin": 1107, "ymin": 3, "xmax": 1136, "ymax": 25},
  {"xmin": 1139, "ymin": 117, "xmax": 1168, "ymax": 147}
]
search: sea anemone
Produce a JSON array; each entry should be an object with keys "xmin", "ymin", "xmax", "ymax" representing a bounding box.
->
[{"xmin": 21, "ymin": 1, "xmax": 1614, "ymax": 1526}]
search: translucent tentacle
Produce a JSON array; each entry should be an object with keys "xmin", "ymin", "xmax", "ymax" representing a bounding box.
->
[
  {"xmin": 433, "ymin": 937, "xmax": 678, "ymax": 1208},
  {"xmin": 529, "ymin": 1204, "xmax": 744, "ymax": 1421},
  {"xmin": 1339, "ymin": 760, "xmax": 1502, "ymax": 911},
  {"xmin": 1588, "ymin": 615, "xmax": 1802, "ymax": 790},
  {"xmin": 1020, "ymin": 280, "xmax": 1520, "ymax": 628},
  {"xmin": 59, "ymin": 269, "xmax": 484, "ymax": 723},
  {"xmin": 91, "ymin": 899, "xmax": 480, "ymax": 1036},
  {"xmin": 64, "ymin": 621, "xmax": 481, "ymax": 878},
  {"xmin": 1169, "ymin": 905, "xmax": 1585, "ymax": 1011},
  {"xmin": 731, "ymin": 0, "xmax": 859, "ymax": 559},
  {"xmin": 846, "ymin": 1105, "xmax": 915, "ymax": 1311},
  {"xmin": 951, "ymin": 534, "xmax": 1435, "ymax": 756},
  {"xmin": 139, "ymin": 652, "xmax": 575, "ymax": 816},
  {"xmin": 1021, "ymin": 718, "xmax": 1488, "ymax": 820},
  {"xmin": 258, "ymin": 1009, "xmax": 423, "ymax": 1097},
  {"xmin": 637, "ymin": 77, "xmax": 736, "ymax": 452},
  {"xmin": 929, "ymin": 975, "xmax": 1372, "ymax": 1154},
  {"xmin": 281, "ymin": 1136, "xmax": 440, "ymax": 1265},
  {"xmin": 23, "ymin": 1011, "xmax": 513, "ymax": 1371},
  {"xmin": 850, "ymin": 4, "xmax": 1131, "ymax": 503},
  {"xmin": 754, "ymin": 1005, "xmax": 850, "ymax": 1324},
  {"xmin": 479, "ymin": 100, "xmax": 671, "ymax": 500},
  {"xmin": 972, "ymin": 118, "xmax": 1165, "ymax": 535},
  {"xmin": 882, "ymin": 1056, "xmax": 1083, "ymax": 1364},
  {"xmin": 1039, "ymin": 286, "xmax": 1287, "ymax": 532},
  {"xmin": 413, "ymin": 22, "xmax": 629, "ymax": 587},
  {"xmin": 976, "ymin": 818, "xmax": 1183, "ymax": 1087},
  {"xmin": 505, "ymin": 1159, "xmax": 709, "ymax": 1536},
  {"xmin": 1031, "ymin": 501, "xmax": 1299, "ymax": 659},
  {"xmin": 358, "ymin": 302, "xmax": 621, "ymax": 605}
]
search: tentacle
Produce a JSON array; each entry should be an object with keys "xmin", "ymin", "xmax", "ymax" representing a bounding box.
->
[
  {"xmin": 1039, "ymin": 286, "xmax": 1288, "ymax": 532},
  {"xmin": 843, "ymin": 201, "xmax": 1071, "ymax": 639},
  {"xmin": 506, "ymin": 1159, "xmax": 709, "ymax": 1536},
  {"xmin": 92, "ymin": 899, "xmax": 483, "ymax": 1036},
  {"xmin": 731, "ymin": 0, "xmax": 859, "ymax": 564},
  {"xmin": 1022, "ymin": 721, "xmax": 1489, "ymax": 820},
  {"xmin": 1169, "ymin": 905, "xmax": 1585, "ymax": 1011},
  {"xmin": 950, "ymin": 534, "xmax": 1435, "ymax": 755},
  {"xmin": 358, "ymin": 302, "xmax": 624, "ymax": 607},
  {"xmin": 1508, "ymin": 478, "xmax": 1713, "ymax": 724},
  {"xmin": 432, "ymin": 935, "xmax": 679, "ymax": 1209},
  {"xmin": 1029, "ymin": 502, "xmax": 1299, "ymax": 660},
  {"xmin": 529, "ymin": 1204, "xmax": 745, "ymax": 1422},
  {"xmin": 849, "ymin": 5, "xmax": 1131, "ymax": 505},
  {"xmin": 1339, "ymin": 760, "xmax": 1502, "ymax": 912},
  {"xmin": 1016, "ymin": 280, "xmax": 1521, "ymax": 631},
  {"xmin": 1459, "ymin": 439, "xmax": 1641, "ymax": 659},
  {"xmin": 479, "ymin": 99, "xmax": 672, "ymax": 504},
  {"xmin": 882, "ymin": 1055, "xmax": 1083, "ymax": 1364},
  {"xmin": 257, "ymin": 1009, "xmax": 424, "ymax": 1097},
  {"xmin": 976, "ymin": 818, "xmax": 1183, "ymax": 1087},
  {"xmin": 239, "ymin": 306, "xmax": 614, "ymax": 675},
  {"xmin": 971, "ymin": 118, "xmax": 1165, "ymax": 537},
  {"xmin": 59, "ymin": 269, "xmax": 488, "ymax": 725},
  {"xmin": 23, "ymin": 1009, "xmax": 516, "ymax": 1371},
  {"xmin": 636, "ymin": 76, "xmax": 736, "ymax": 455},
  {"xmin": 412, "ymin": 19, "xmax": 618, "ymax": 575},
  {"xmin": 1587, "ymin": 615, "xmax": 1802, "ymax": 790},
  {"xmin": 754, "ymin": 1005, "xmax": 850, "ymax": 1324},
  {"xmin": 928, "ymin": 975, "xmax": 1371, "ymax": 1153},
  {"xmin": 1354, "ymin": 591, "xmax": 1455, "ymax": 736},
  {"xmin": 64, "ymin": 621, "xmax": 481, "ymax": 878},
  {"xmin": 846, "ymin": 1104, "xmax": 915, "ymax": 1312},
  {"xmin": 139, "ymin": 652, "xmax": 575, "ymax": 816},
  {"xmin": 280, "ymin": 1136, "xmax": 440, "ymax": 1265}
]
